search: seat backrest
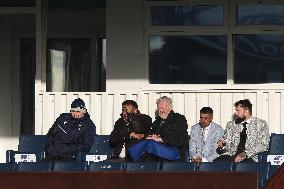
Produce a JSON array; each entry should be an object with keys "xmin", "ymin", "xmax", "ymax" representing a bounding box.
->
[
  {"xmin": 199, "ymin": 162, "xmax": 234, "ymax": 172},
  {"xmin": 18, "ymin": 135, "xmax": 47, "ymax": 153},
  {"xmin": 161, "ymin": 162, "xmax": 196, "ymax": 172},
  {"xmin": 89, "ymin": 135, "xmax": 113, "ymax": 158},
  {"xmin": 235, "ymin": 162, "xmax": 270, "ymax": 189},
  {"xmin": 0, "ymin": 163, "xmax": 15, "ymax": 172},
  {"xmin": 16, "ymin": 162, "xmax": 52, "ymax": 172},
  {"xmin": 125, "ymin": 162, "xmax": 161, "ymax": 172},
  {"xmin": 269, "ymin": 133, "xmax": 284, "ymax": 154},
  {"xmin": 88, "ymin": 162, "xmax": 125, "ymax": 171},
  {"xmin": 52, "ymin": 162, "xmax": 87, "ymax": 172}
]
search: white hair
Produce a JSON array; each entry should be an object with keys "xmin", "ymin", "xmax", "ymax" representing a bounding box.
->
[{"xmin": 156, "ymin": 96, "xmax": 173, "ymax": 109}]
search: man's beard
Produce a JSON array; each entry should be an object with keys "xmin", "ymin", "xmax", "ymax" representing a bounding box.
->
[
  {"xmin": 234, "ymin": 115, "xmax": 246, "ymax": 124},
  {"xmin": 159, "ymin": 112, "xmax": 168, "ymax": 120}
]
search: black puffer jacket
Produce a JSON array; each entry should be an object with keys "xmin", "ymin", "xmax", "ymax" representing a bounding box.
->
[
  {"xmin": 45, "ymin": 113, "xmax": 96, "ymax": 160},
  {"xmin": 109, "ymin": 113, "xmax": 152, "ymax": 160},
  {"xmin": 151, "ymin": 110, "xmax": 189, "ymax": 161}
]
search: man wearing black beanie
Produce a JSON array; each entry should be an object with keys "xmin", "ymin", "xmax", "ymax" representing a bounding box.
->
[{"xmin": 45, "ymin": 98, "xmax": 96, "ymax": 161}]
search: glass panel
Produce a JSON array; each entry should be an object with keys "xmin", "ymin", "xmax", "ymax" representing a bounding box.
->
[
  {"xmin": 47, "ymin": 38, "xmax": 92, "ymax": 92},
  {"xmin": 237, "ymin": 5, "xmax": 284, "ymax": 25},
  {"xmin": 151, "ymin": 5, "xmax": 224, "ymax": 26},
  {"xmin": 149, "ymin": 35, "xmax": 227, "ymax": 84},
  {"xmin": 234, "ymin": 34, "xmax": 284, "ymax": 83},
  {"xmin": 49, "ymin": 49, "xmax": 66, "ymax": 91}
]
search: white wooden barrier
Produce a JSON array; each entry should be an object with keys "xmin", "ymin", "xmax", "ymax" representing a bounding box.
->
[{"xmin": 35, "ymin": 90, "xmax": 284, "ymax": 135}]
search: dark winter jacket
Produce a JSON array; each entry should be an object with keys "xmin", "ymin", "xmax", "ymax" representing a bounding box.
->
[
  {"xmin": 109, "ymin": 113, "xmax": 152, "ymax": 160},
  {"xmin": 45, "ymin": 113, "xmax": 96, "ymax": 160},
  {"xmin": 151, "ymin": 110, "xmax": 189, "ymax": 161}
]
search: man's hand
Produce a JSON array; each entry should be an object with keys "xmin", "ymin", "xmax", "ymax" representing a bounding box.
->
[
  {"xmin": 217, "ymin": 139, "xmax": 225, "ymax": 148},
  {"xmin": 192, "ymin": 157, "xmax": 202, "ymax": 163},
  {"xmin": 234, "ymin": 152, "xmax": 247, "ymax": 162},
  {"xmin": 146, "ymin": 134, "xmax": 163, "ymax": 142},
  {"xmin": 130, "ymin": 132, "xmax": 144, "ymax": 140}
]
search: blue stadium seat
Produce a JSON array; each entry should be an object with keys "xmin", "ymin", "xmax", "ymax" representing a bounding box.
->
[
  {"xmin": 88, "ymin": 162, "xmax": 125, "ymax": 171},
  {"xmin": 126, "ymin": 162, "xmax": 161, "ymax": 172},
  {"xmin": 258, "ymin": 134, "xmax": 284, "ymax": 163},
  {"xmin": 89, "ymin": 135, "xmax": 113, "ymax": 158},
  {"xmin": 6, "ymin": 135, "xmax": 47, "ymax": 163},
  {"xmin": 269, "ymin": 133, "xmax": 284, "ymax": 154},
  {"xmin": 0, "ymin": 163, "xmax": 15, "ymax": 172},
  {"xmin": 16, "ymin": 162, "xmax": 52, "ymax": 172},
  {"xmin": 18, "ymin": 135, "xmax": 47, "ymax": 153},
  {"xmin": 52, "ymin": 162, "xmax": 87, "ymax": 172},
  {"xmin": 235, "ymin": 162, "xmax": 270, "ymax": 189},
  {"xmin": 161, "ymin": 162, "xmax": 196, "ymax": 172},
  {"xmin": 198, "ymin": 162, "xmax": 234, "ymax": 172}
]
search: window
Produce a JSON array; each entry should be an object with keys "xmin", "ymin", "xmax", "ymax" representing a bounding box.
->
[
  {"xmin": 149, "ymin": 35, "xmax": 227, "ymax": 84},
  {"xmin": 46, "ymin": 37, "xmax": 106, "ymax": 92},
  {"xmin": 151, "ymin": 5, "xmax": 224, "ymax": 26},
  {"xmin": 147, "ymin": 1, "xmax": 284, "ymax": 85},
  {"xmin": 234, "ymin": 34, "xmax": 284, "ymax": 83},
  {"xmin": 47, "ymin": 38, "xmax": 92, "ymax": 92},
  {"xmin": 237, "ymin": 5, "xmax": 284, "ymax": 25},
  {"xmin": 21, "ymin": 37, "xmax": 105, "ymax": 93}
]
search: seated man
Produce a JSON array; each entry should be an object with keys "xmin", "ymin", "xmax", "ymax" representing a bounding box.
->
[
  {"xmin": 189, "ymin": 107, "xmax": 224, "ymax": 162},
  {"xmin": 128, "ymin": 96, "xmax": 189, "ymax": 162},
  {"xmin": 214, "ymin": 99, "xmax": 270, "ymax": 162},
  {"xmin": 109, "ymin": 100, "xmax": 152, "ymax": 161},
  {"xmin": 45, "ymin": 98, "xmax": 96, "ymax": 161}
]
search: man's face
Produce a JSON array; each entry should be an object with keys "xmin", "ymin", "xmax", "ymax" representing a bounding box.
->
[
  {"xmin": 157, "ymin": 101, "xmax": 172, "ymax": 120},
  {"xmin": 234, "ymin": 105, "xmax": 247, "ymax": 124},
  {"xmin": 199, "ymin": 113, "xmax": 212, "ymax": 128},
  {"xmin": 71, "ymin": 110, "xmax": 84, "ymax": 119},
  {"xmin": 122, "ymin": 105, "xmax": 136, "ymax": 120}
]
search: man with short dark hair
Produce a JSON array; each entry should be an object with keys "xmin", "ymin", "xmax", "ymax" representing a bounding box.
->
[
  {"xmin": 214, "ymin": 99, "xmax": 270, "ymax": 162},
  {"xmin": 109, "ymin": 100, "xmax": 152, "ymax": 161},
  {"xmin": 45, "ymin": 98, "xmax": 96, "ymax": 161},
  {"xmin": 189, "ymin": 107, "xmax": 224, "ymax": 162}
]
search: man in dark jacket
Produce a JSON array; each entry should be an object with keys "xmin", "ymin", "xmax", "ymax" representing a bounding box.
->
[
  {"xmin": 109, "ymin": 100, "xmax": 152, "ymax": 161},
  {"xmin": 128, "ymin": 96, "xmax": 189, "ymax": 162},
  {"xmin": 45, "ymin": 98, "xmax": 96, "ymax": 161}
]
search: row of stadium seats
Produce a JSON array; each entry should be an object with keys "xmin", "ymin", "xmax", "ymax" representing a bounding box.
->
[
  {"xmin": 6, "ymin": 133, "xmax": 284, "ymax": 164},
  {"xmin": 6, "ymin": 135, "xmax": 113, "ymax": 162},
  {"xmin": 0, "ymin": 161, "xmax": 277, "ymax": 188},
  {"xmin": 5, "ymin": 134, "xmax": 284, "ymax": 189}
]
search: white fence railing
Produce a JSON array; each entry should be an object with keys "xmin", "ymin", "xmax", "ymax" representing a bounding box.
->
[{"xmin": 35, "ymin": 90, "xmax": 284, "ymax": 135}]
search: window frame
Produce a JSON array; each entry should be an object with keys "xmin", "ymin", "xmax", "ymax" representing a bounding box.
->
[{"xmin": 144, "ymin": 0, "xmax": 284, "ymax": 90}]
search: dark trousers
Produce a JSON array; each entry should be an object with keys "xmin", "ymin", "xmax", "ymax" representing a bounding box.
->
[{"xmin": 213, "ymin": 155, "xmax": 255, "ymax": 162}]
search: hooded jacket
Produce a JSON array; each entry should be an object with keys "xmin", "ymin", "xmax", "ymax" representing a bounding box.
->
[{"xmin": 45, "ymin": 113, "xmax": 96, "ymax": 160}]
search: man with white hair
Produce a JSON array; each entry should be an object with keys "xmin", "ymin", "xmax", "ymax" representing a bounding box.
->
[
  {"xmin": 45, "ymin": 98, "xmax": 96, "ymax": 161},
  {"xmin": 128, "ymin": 96, "xmax": 189, "ymax": 161}
]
